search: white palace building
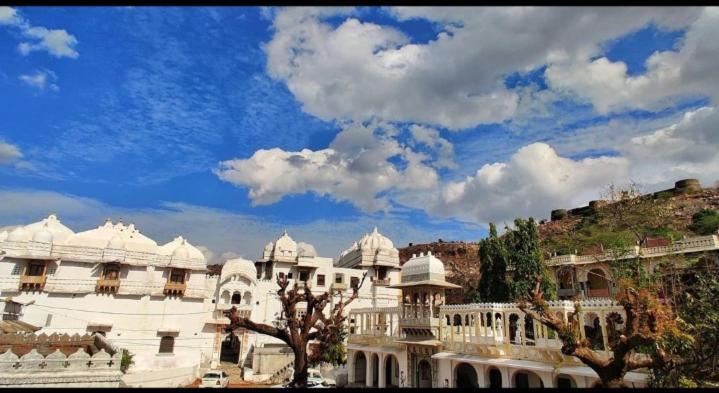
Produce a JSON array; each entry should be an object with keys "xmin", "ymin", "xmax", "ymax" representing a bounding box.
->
[{"xmin": 2, "ymin": 213, "xmax": 716, "ymax": 387}]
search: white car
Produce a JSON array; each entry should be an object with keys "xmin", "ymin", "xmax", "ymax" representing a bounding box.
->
[{"xmin": 200, "ymin": 370, "xmax": 230, "ymax": 388}]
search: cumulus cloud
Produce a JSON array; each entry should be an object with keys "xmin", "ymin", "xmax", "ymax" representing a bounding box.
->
[
  {"xmin": 407, "ymin": 142, "xmax": 629, "ymax": 224},
  {"xmin": 409, "ymin": 125, "xmax": 456, "ymax": 169},
  {"xmin": 19, "ymin": 69, "xmax": 59, "ymax": 91},
  {"xmin": 545, "ymin": 7, "xmax": 719, "ymax": 113},
  {"xmin": 0, "ymin": 7, "xmax": 78, "ymax": 59},
  {"xmin": 265, "ymin": 7, "xmax": 701, "ymax": 129},
  {"xmin": 215, "ymin": 123, "xmax": 439, "ymax": 212},
  {"xmin": 0, "ymin": 141, "xmax": 23, "ymax": 165}
]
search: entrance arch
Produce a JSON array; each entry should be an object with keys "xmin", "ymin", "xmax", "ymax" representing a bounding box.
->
[
  {"xmin": 354, "ymin": 352, "xmax": 367, "ymax": 384},
  {"xmin": 231, "ymin": 292, "xmax": 241, "ymax": 305},
  {"xmin": 455, "ymin": 362, "xmax": 478, "ymax": 388},
  {"xmin": 371, "ymin": 353, "xmax": 380, "ymax": 387},
  {"xmin": 488, "ymin": 367, "xmax": 502, "ymax": 388},
  {"xmin": 417, "ymin": 359, "xmax": 432, "ymax": 388},
  {"xmin": 513, "ymin": 370, "xmax": 544, "ymax": 388},
  {"xmin": 384, "ymin": 354, "xmax": 399, "ymax": 387}
]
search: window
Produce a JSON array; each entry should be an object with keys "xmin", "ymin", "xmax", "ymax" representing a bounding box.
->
[
  {"xmin": 11, "ymin": 264, "xmax": 22, "ymax": 276},
  {"xmin": 287, "ymin": 272, "xmax": 293, "ymax": 279},
  {"xmin": 350, "ymin": 276, "xmax": 359, "ymax": 288},
  {"xmin": 335, "ymin": 273, "xmax": 344, "ymax": 284},
  {"xmin": 46, "ymin": 265, "xmax": 56, "ymax": 275},
  {"xmin": 255, "ymin": 263, "xmax": 263, "ymax": 279},
  {"xmin": 170, "ymin": 269, "xmax": 185, "ymax": 283},
  {"xmin": 159, "ymin": 336, "xmax": 175, "ymax": 354},
  {"xmin": 317, "ymin": 274, "xmax": 325, "ymax": 286},
  {"xmin": 377, "ymin": 267, "xmax": 387, "ymax": 280},
  {"xmin": 299, "ymin": 270, "xmax": 309, "ymax": 282},
  {"xmin": 103, "ymin": 263, "xmax": 120, "ymax": 280},
  {"xmin": 27, "ymin": 262, "xmax": 45, "ymax": 276}
]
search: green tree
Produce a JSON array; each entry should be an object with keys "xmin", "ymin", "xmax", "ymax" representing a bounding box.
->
[
  {"xmin": 689, "ymin": 209, "xmax": 719, "ymax": 235},
  {"xmin": 477, "ymin": 222, "xmax": 510, "ymax": 302},
  {"xmin": 506, "ymin": 217, "xmax": 556, "ymax": 301},
  {"xmin": 120, "ymin": 349, "xmax": 134, "ymax": 373}
]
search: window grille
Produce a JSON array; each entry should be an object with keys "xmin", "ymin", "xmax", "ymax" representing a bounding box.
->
[
  {"xmin": 11, "ymin": 264, "xmax": 22, "ymax": 275},
  {"xmin": 335, "ymin": 273, "xmax": 344, "ymax": 284},
  {"xmin": 317, "ymin": 274, "xmax": 325, "ymax": 286}
]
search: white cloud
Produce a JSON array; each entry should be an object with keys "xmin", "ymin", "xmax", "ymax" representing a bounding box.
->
[
  {"xmin": 0, "ymin": 7, "xmax": 78, "ymax": 59},
  {"xmin": 409, "ymin": 125, "xmax": 456, "ymax": 169},
  {"xmin": 407, "ymin": 142, "xmax": 629, "ymax": 224},
  {"xmin": 0, "ymin": 141, "xmax": 23, "ymax": 165},
  {"xmin": 215, "ymin": 123, "xmax": 439, "ymax": 212},
  {"xmin": 19, "ymin": 69, "xmax": 59, "ymax": 91},
  {"xmin": 545, "ymin": 7, "xmax": 719, "ymax": 113},
  {"xmin": 265, "ymin": 7, "xmax": 702, "ymax": 129}
]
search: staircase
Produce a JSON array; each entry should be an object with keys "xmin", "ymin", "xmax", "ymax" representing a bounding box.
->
[
  {"xmin": 268, "ymin": 360, "xmax": 295, "ymax": 385},
  {"xmin": 242, "ymin": 344, "xmax": 254, "ymax": 369}
]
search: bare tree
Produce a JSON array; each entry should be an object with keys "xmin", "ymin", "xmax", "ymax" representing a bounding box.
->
[
  {"xmin": 228, "ymin": 272, "xmax": 367, "ymax": 387},
  {"xmin": 518, "ymin": 277, "xmax": 677, "ymax": 387}
]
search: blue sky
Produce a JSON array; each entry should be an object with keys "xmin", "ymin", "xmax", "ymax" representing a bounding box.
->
[{"xmin": 1, "ymin": 7, "xmax": 718, "ymax": 261}]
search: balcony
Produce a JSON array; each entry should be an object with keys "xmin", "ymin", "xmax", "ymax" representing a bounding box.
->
[
  {"xmin": 96, "ymin": 278, "xmax": 121, "ymax": 293},
  {"xmin": 372, "ymin": 277, "xmax": 391, "ymax": 286},
  {"xmin": 163, "ymin": 281, "xmax": 186, "ymax": 296},
  {"xmin": 332, "ymin": 282, "xmax": 347, "ymax": 291},
  {"xmin": 587, "ymin": 288, "xmax": 610, "ymax": 298},
  {"xmin": 19, "ymin": 275, "xmax": 46, "ymax": 291}
]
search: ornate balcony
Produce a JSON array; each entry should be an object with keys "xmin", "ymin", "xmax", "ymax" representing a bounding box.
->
[
  {"xmin": 372, "ymin": 277, "xmax": 391, "ymax": 286},
  {"xmin": 96, "ymin": 278, "xmax": 121, "ymax": 293},
  {"xmin": 163, "ymin": 281, "xmax": 186, "ymax": 296},
  {"xmin": 331, "ymin": 282, "xmax": 347, "ymax": 291},
  {"xmin": 556, "ymin": 288, "xmax": 579, "ymax": 297},
  {"xmin": 19, "ymin": 275, "xmax": 46, "ymax": 291}
]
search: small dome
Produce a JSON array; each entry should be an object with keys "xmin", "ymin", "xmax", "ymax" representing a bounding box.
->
[
  {"xmin": 273, "ymin": 230, "xmax": 297, "ymax": 257},
  {"xmin": 107, "ymin": 234, "xmax": 125, "ymax": 249},
  {"xmin": 401, "ymin": 251, "xmax": 447, "ymax": 283},
  {"xmin": 221, "ymin": 257, "xmax": 257, "ymax": 283},
  {"xmin": 359, "ymin": 227, "xmax": 395, "ymax": 252},
  {"xmin": 172, "ymin": 243, "xmax": 190, "ymax": 260},
  {"xmin": 32, "ymin": 224, "xmax": 53, "ymax": 243},
  {"xmin": 264, "ymin": 242, "xmax": 274, "ymax": 252},
  {"xmin": 7, "ymin": 226, "xmax": 31, "ymax": 242},
  {"xmin": 297, "ymin": 242, "xmax": 317, "ymax": 258}
]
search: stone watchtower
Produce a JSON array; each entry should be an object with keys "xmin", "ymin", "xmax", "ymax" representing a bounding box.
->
[{"xmin": 389, "ymin": 251, "xmax": 460, "ymax": 388}]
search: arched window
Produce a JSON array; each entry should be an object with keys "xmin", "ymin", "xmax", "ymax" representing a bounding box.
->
[
  {"xmin": 243, "ymin": 291, "xmax": 252, "ymax": 305},
  {"xmin": 159, "ymin": 336, "xmax": 174, "ymax": 354},
  {"xmin": 231, "ymin": 292, "xmax": 241, "ymax": 305}
]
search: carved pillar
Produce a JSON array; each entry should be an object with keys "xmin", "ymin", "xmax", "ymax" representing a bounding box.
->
[
  {"xmin": 378, "ymin": 354, "xmax": 387, "ymax": 388},
  {"xmin": 348, "ymin": 350, "xmax": 356, "ymax": 383},
  {"xmin": 600, "ymin": 311, "xmax": 609, "ymax": 351},
  {"xmin": 366, "ymin": 353, "xmax": 373, "ymax": 387}
]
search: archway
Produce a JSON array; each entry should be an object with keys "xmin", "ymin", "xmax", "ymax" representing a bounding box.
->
[
  {"xmin": 417, "ymin": 359, "xmax": 432, "ymax": 388},
  {"xmin": 221, "ymin": 290, "xmax": 230, "ymax": 304},
  {"xmin": 243, "ymin": 291, "xmax": 252, "ymax": 305},
  {"xmin": 556, "ymin": 374, "xmax": 577, "ymax": 388},
  {"xmin": 587, "ymin": 268, "xmax": 610, "ymax": 297},
  {"xmin": 231, "ymin": 292, "xmax": 241, "ymax": 305},
  {"xmin": 371, "ymin": 353, "xmax": 380, "ymax": 387},
  {"xmin": 453, "ymin": 314, "xmax": 462, "ymax": 333},
  {"xmin": 513, "ymin": 370, "xmax": 544, "ymax": 388},
  {"xmin": 220, "ymin": 332, "xmax": 240, "ymax": 364},
  {"xmin": 385, "ymin": 354, "xmax": 399, "ymax": 387},
  {"xmin": 455, "ymin": 363, "xmax": 478, "ymax": 388},
  {"xmin": 524, "ymin": 315, "xmax": 535, "ymax": 346},
  {"xmin": 488, "ymin": 368, "xmax": 502, "ymax": 388},
  {"xmin": 509, "ymin": 314, "xmax": 520, "ymax": 344},
  {"xmin": 354, "ymin": 352, "xmax": 367, "ymax": 384}
]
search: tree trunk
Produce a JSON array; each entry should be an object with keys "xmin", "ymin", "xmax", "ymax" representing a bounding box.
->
[{"xmin": 290, "ymin": 344, "xmax": 308, "ymax": 388}]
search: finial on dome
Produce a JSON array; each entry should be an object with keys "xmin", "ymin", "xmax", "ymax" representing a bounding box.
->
[
  {"xmin": 372, "ymin": 226, "xmax": 378, "ymax": 234},
  {"xmin": 48, "ymin": 213, "xmax": 58, "ymax": 221}
]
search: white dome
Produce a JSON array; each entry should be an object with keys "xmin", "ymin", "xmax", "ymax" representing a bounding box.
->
[
  {"xmin": 264, "ymin": 242, "xmax": 274, "ymax": 252},
  {"xmin": 297, "ymin": 242, "xmax": 317, "ymax": 258},
  {"xmin": 401, "ymin": 251, "xmax": 447, "ymax": 283},
  {"xmin": 159, "ymin": 236, "xmax": 205, "ymax": 262},
  {"xmin": 23, "ymin": 214, "xmax": 74, "ymax": 244},
  {"xmin": 221, "ymin": 257, "xmax": 257, "ymax": 283},
  {"xmin": 0, "ymin": 230, "xmax": 8, "ymax": 242},
  {"xmin": 273, "ymin": 231, "xmax": 297, "ymax": 256},
  {"xmin": 107, "ymin": 234, "xmax": 125, "ymax": 249},
  {"xmin": 7, "ymin": 226, "xmax": 31, "ymax": 242},
  {"xmin": 173, "ymin": 244, "xmax": 190, "ymax": 259},
  {"xmin": 359, "ymin": 227, "xmax": 395, "ymax": 252},
  {"xmin": 32, "ymin": 224, "xmax": 53, "ymax": 243}
]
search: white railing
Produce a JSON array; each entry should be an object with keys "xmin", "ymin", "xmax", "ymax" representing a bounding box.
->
[{"xmin": 0, "ymin": 348, "xmax": 121, "ymax": 374}]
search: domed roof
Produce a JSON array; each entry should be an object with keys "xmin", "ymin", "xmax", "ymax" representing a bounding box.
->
[
  {"xmin": 221, "ymin": 257, "xmax": 257, "ymax": 283},
  {"xmin": 67, "ymin": 219, "xmax": 157, "ymax": 253},
  {"xmin": 31, "ymin": 223, "xmax": 53, "ymax": 243},
  {"xmin": 160, "ymin": 236, "xmax": 205, "ymax": 261},
  {"xmin": 264, "ymin": 242, "xmax": 274, "ymax": 252},
  {"xmin": 7, "ymin": 226, "xmax": 31, "ymax": 242},
  {"xmin": 391, "ymin": 251, "xmax": 460, "ymax": 289},
  {"xmin": 274, "ymin": 230, "xmax": 297, "ymax": 255},
  {"xmin": 21, "ymin": 214, "xmax": 74, "ymax": 244},
  {"xmin": 107, "ymin": 234, "xmax": 125, "ymax": 250},
  {"xmin": 297, "ymin": 242, "xmax": 317, "ymax": 258},
  {"xmin": 359, "ymin": 227, "xmax": 395, "ymax": 251}
]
